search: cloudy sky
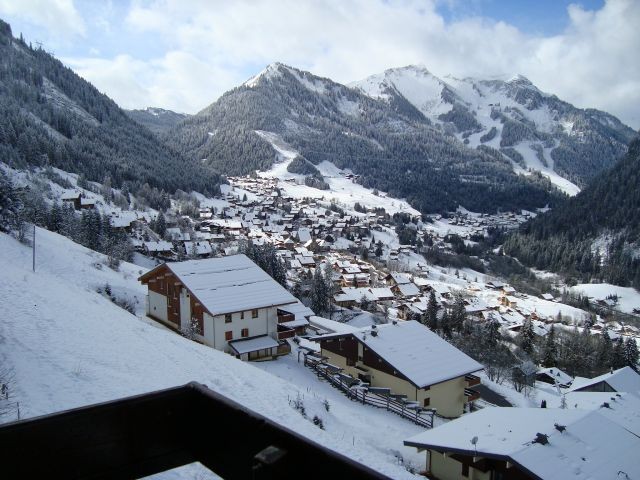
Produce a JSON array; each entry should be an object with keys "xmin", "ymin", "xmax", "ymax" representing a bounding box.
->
[{"xmin": 1, "ymin": 0, "xmax": 638, "ymax": 128}]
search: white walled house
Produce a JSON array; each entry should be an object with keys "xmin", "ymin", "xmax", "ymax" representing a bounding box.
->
[{"xmin": 139, "ymin": 255, "xmax": 298, "ymax": 360}]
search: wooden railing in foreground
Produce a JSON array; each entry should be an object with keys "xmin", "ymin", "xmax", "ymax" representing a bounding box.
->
[
  {"xmin": 0, "ymin": 382, "xmax": 388, "ymax": 480},
  {"xmin": 304, "ymin": 354, "xmax": 435, "ymax": 429}
]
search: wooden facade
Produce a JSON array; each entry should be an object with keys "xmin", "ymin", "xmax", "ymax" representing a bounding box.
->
[{"xmin": 142, "ymin": 264, "xmax": 204, "ymax": 335}]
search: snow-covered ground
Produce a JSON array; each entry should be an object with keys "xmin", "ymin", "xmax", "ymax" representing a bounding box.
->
[
  {"xmin": 255, "ymin": 131, "xmax": 420, "ymax": 216},
  {"xmin": 571, "ymin": 283, "xmax": 640, "ymax": 315},
  {"xmin": 0, "ymin": 228, "xmax": 422, "ymax": 479}
]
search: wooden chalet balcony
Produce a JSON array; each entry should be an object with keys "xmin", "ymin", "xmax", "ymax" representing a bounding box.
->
[
  {"xmin": 0, "ymin": 383, "xmax": 384, "ymax": 479},
  {"xmin": 277, "ymin": 312, "xmax": 295, "ymax": 323},
  {"xmin": 277, "ymin": 329, "xmax": 296, "ymax": 340},
  {"xmin": 465, "ymin": 373, "xmax": 481, "ymax": 387},
  {"xmin": 464, "ymin": 387, "xmax": 481, "ymax": 402}
]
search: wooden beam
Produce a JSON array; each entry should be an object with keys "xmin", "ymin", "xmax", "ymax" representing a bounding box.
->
[{"xmin": 0, "ymin": 383, "xmax": 386, "ymax": 480}]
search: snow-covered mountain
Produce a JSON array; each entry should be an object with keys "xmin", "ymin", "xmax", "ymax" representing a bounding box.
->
[
  {"xmin": 352, "ymin": 66, "xmax": 636, "ymax": 193},
  {"xmin": 166, "ymin": 62, "xmax": 565, "ymax": 214}
]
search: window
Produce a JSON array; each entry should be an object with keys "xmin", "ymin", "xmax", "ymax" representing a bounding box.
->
[
  {"xmin": 461, "ymin": 463, "xmax": 469, "ymax": 477},
  {"xmin": 251, "ymin": 309, "xmax": 259, "ymax": 318},
  {"xmin": 225, "ymin": 314, "xmax": 232, "ymax": 323},
  {"xmin": 241, "ymin": 328, "xmax": 249, "ymax": 338},
  {"xmin": 423, "ymin": 398, "xmax": 430, "ymax": 407},
  {"xmin": 225, "ymin": 331, "xmax": 233, "ymax": 341},
  {"xmin": 240, "ymin": 311, "xmax": 245, "ymax": 320}
]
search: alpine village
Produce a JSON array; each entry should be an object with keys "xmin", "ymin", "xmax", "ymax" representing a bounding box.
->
[{"xmin": 1, "ymin": 3, "xmax": 640, "ymax": 480}]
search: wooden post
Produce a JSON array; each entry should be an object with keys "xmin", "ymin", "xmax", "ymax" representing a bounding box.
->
[{"xmin": 32, "ymin": 224, "xmax": 35, "ymax": 272}]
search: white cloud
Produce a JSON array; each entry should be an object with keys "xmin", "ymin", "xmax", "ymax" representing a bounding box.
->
[
  {"xmin": 0, "ymin": 0, "xmax": 86, "ymax": 39},
  {"xmin": 61, "ymin": 0, "xmax": 640, "ymax": 128}
]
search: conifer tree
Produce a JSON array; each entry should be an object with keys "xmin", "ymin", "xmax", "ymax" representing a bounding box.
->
[
  {"xmin": 518, "ymin": 319, "xmax": 535, "ymax": 356},
  {"xmin": 623, "ymin": 337, "xmax": 639, "ymax": 370},
  {"xmin": 541, "ymin": 325, "xmax": 557, "ymax": 367},
  {"xmin": 425, "ymin": 290, "xmax": 439, "ymax": 331}
]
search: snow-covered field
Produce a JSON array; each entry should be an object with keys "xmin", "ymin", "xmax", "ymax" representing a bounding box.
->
[
  {"xmin": 0, "ymin": 228, "xmax": 423, "ymax": 478},
  {"xmin": 572, "ymin": 283, "xmax": 640, "ymax": 315}
]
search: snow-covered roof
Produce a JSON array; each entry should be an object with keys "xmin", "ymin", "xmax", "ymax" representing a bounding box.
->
[
  {"xmin": 405, "ymin": 407, "xmax": 640, "ymax": 480},
  {"xmin": 387, "ymin": 272, "xmax": 411, "ymax": 284},
  {"xmin": 395, "ymin": 282, "xmax": 420, "ymax": 297},
  {"xmin": 153, "ymin": 255, "xmax": 297, "ymax": 316},
  {"xmin": 296, "ymin": 228, "xmax": 311, "ymax": 242},
  {"xmin": 144, "ymin": 240, "xmax": 173, "ymax": 252},
  {"xmin": 567, "ymin": 366, "xmax": 640, "ymax": 398},
  {"xmin": 278, "ymin": 300, "xmax": 315, "ymax": 321},
  {"xmin": 321, "ymin": 320, "xmax": 482, "ymax": 388},
  {"xmin": 280, "ymin": 319, "xmax": 309, "ymax": 329},
  {"xmin": 184, "ymin": 241, "xmax": 213, "ymax": 255},
  {"xmin": 537, "ymin": 367, "xmax": 573, "ymax": 385},
  {"xmin": 563, "ymin": 392, "xmax": 640, "ymax": 437},
  {"xmin": 109, "ymin": 216, "xmax": 134, "ymax": 228},
  {"xmin": 308, "ymin": 316, "xmax": 361, "ymax": 335},
  {"xmin": 228, "ymin": 335, "xmax": 279, "ymax": 355}
]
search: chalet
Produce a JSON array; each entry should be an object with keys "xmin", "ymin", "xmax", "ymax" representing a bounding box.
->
[
  {"xmin": 567, "ymin": 366, "xmax": 640, "ymax": 398},
  {"xmin": 166, "ymin": 228, "xmax": 191, "ymax": 242},
  {"xmin": 183, "ymin": 241, "xmax": 213, "ymax": 258},
  {"xmin": 314, "ymin": 321, "xmax": 482, "ymax": 417},
  {"xmin": 143, "ymin": 240, "xmax": 174, "ymax": 258},
  {"xmin": 79, "ymin": 197, "xmax": 96, "ymax": 210},
  {"xmin": 404, "ymin": 407, "xmax": 640, "ymax": 480},
  {"xmin": 109, "ymin": 214, "xmax": 135, "ymax": 232},
  {"xmin": 501, "ymin": 295, "xmax": 518, "ymax": 308},
  {"xmin": 385, "ymin": 272, "xmax": 411, "ymax": 286},
  {"xmin": 391, "ymin": 282, "xmax": 420, "ymax": 298},
  {"xmin": 138, "ymin": 255, "xmax": 298, "ymax": 361},
  {"xmin": 535, "ymin": 367, "xmax": 572, "ymax": 387},
  {"xmin": 61, "ymin": 191, "xmax": 82, "ymax": 209}
]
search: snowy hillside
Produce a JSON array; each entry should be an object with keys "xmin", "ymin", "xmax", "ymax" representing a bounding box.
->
[
  {"xmin": 255, "ymin": 130, "xmax": 421, "ymax": 216},
  {"xmin": 0, "ymin": 228, "xmax": 423, "ymax": 478},
  {"xmin": 352, "ymin": 66, "xmax": 636, "ymax": 195}
]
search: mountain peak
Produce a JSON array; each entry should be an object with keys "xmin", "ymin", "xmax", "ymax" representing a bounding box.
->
[
  {"xmin": 244, "ymin": 62, "xmax": 287, "ymax": 88},
  {"xmin": 506, "ymin": 74, "xmax": 534, "ymax": 87}
]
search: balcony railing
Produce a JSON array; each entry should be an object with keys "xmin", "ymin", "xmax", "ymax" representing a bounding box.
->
[
  {"xmin": 465, "ymin": 373, "xmax": 481, "ymax": 387},
  {"xmin": 277, "ymin": 312, "xmax": 295, "ymax": 323},
  {"xmin": 277, "ymin": 329, "xmax": 296, "ymax": 340},
  {"xmin": 0, "ymin": 382, "xmax": 386, "ymax": 479},
  {"xmin": 464, "ymin": 387, "xmax": 481, "ymax": 402}
]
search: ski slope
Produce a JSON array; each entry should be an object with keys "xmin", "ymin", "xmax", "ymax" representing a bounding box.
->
[{"xmin": 256, "ymin": 131, "xmax": 420, "ymax": 216}]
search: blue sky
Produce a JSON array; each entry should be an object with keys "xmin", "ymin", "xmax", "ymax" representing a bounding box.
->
[
  {"xmin": 438, "ymin": 0, "xmax": 604, "ymax": 35},
  {"xmin": 0, "ymin": 0, "xmax": 637, "ymax": 128}
]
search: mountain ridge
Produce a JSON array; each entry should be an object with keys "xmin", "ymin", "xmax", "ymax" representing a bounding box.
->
[
  {"xmin": 126, "ymin": 107, "xmax": 189, "ymax": 135},
  {"xmin": 0, "ymin": 19, "xmax": 221, "ymax": 199},
  {"xmin": 351, "ymin": 65, "xmax": 636, "ymax": 190},
  {"xmin": 165, "ymin": 62, "xmax": 565, "ymax": 214}
]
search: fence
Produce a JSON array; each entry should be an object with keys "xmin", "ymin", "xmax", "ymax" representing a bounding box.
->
[{"xmin": 304, "ymin": 354, "xmax": 434, "ymax": 429}]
